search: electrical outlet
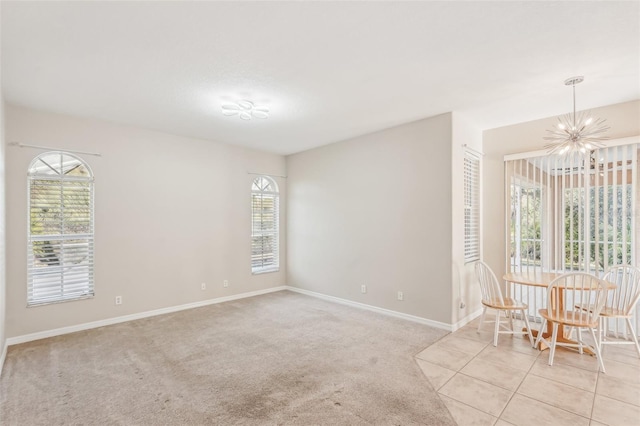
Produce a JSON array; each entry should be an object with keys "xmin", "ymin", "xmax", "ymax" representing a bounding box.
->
[
  {"xmin": 397, "ymin": 291, "xmax": 404, "ymax": 301},
  {"xmin": 361, "ymin": 284, "xmax": 367, "ymax": 294},
  {"xmin": 115, "ymin": 296, "xmax": 122, "ymax": 305},
  {"xmin": 223, "ymin": 280, "xmax": 229, "ymax": 288},
  {"xmin": 201, "ymin": 282, "xmax": 206, "ymax": 290}
]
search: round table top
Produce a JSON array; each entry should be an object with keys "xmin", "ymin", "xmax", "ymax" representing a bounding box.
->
[
  {"xmin": 503, "ymin": 271, "xmax": 617, "ymax": 289},
  {"xmin": 503, "ymin": 271, "xmax": 563, "ymax": 288}
]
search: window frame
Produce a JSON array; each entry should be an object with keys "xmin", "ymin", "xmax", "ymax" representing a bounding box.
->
[
  {"xmin": 27, "ymin": 151, "xmax": 95, "ymax": 306},
  {"xmin": 251, "ymin": 176, "xmax": 280, "ymax": 274},
  {"xmin": 464, "ymin": 150, "xmax": 481, "ymax": 264},
  {"xmin": 510, "ymin": 177, "xmax": 546, "ymax": 270},
  {"xmin": 505, "ymin": 139, "xmax": 638, "ymax": 274}
]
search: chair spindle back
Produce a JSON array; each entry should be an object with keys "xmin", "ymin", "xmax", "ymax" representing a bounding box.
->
[
  {"xmin": 602, "ymin": 265, "xmax": 640, "ymax": 316},
  {"xmin": 547, "ymin": 273, "xmax": 607, "ymax": 326},
  {"xmin": 475, "ymin": 261, "xmax": 505, "ymax": 307}
]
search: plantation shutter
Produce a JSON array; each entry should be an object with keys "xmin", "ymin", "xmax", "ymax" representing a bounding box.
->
[
  {"xmin": 28, "ymin": 152, "xmax": 94, "ymax": 305},
  {"xmin": 251, "ymin": 176, "xmax": 279, "ymax": 273},
  {"xmin": 464, "ymin": 151, "xmax": 481, "ymax": 263}
]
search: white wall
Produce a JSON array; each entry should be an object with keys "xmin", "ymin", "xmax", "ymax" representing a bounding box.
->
[
  {"xmin": 0, "ymin": 99, "xmax": 6, "ymax": 367},
  {"xmin": 286, "ymin": 114, "xmax": 453, "ymax": 324},
  {"xmin": 482, "ymin": 100, "xmax": 640, "ymax": 280},
  {"xmin": 5, "ymin": 105, "xmax": 287, "ymax": 338},
  {"xmin": 451, "ymin": 113, "xmax": 483, "ymax": 325},
  {"xmin": 0, "ymin": 2, "xmax": 6, "ymax": 369}
]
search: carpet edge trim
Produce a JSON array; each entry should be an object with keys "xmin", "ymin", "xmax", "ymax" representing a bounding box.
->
[
  {"xmin": 285, "ymin": 286, "xmax": 454, "ymax": 331},
  {"xmin": 6, "ymin": 286, "xmax": 288, "ymax": 346}
]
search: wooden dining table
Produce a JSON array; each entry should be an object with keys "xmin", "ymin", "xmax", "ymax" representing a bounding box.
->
[{"xmin": 503, "ymin": 271, "xmax": 616, "ymax": 355}]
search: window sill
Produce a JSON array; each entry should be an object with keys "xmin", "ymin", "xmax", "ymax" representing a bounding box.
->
[
  {"xmin": 27, "ymin": 293, "xmax": 94, "ymax": 308},
  {"xmin": 252, "ymin": 268, "xmax": 280, "ymax": 275}
]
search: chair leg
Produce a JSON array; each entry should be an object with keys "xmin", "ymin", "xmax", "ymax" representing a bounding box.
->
[
  {"xmin": 478, "ymin": 306, "xmax": 487, "ymax": 333},
  {"xmin": 493, "ymin": 309, "xmax": 500, "ymax": 347},
  {"xmin": 535, "ymin": 319, "xmax": 547, "ymax": 349},
  {"xmin": 600, "ymin": 317, "xmax": 609, "ymax": 355},
  {"xmin": 508, "ymin": 310, "xmax": 514, "ymax": 332},
  {"xmin": 601, "ymin": 317, "xmax": 608, "ymax": 343},
  {"xmin": 589, "ymin": 327, "xmax": 606, "ymax": 374},
  {"xmin": 625, "ymin": 318, "xmax": 640, "ymax": 358},
  {"xmin": 577, "ymin": 328, "xmax": 583, "ymax": 355},
  {"xmin": 521, "ymin": 309, "xmax": 534, "ymax": 347},
  {"xmin": 596, "ymin": 317, "xmax": 603, "ymax": 348},
  {"xmin": 548, "ymin": 322, "xmax": 559, "ymax": 366}
]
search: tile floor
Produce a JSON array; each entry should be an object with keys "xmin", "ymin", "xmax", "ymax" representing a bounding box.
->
[{"xmin": 415, "ymin": 314, "xmax": 640, "ymax": 426}]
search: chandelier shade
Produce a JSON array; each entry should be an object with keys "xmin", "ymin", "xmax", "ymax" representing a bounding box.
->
[{"xmin": 544, "ymin": 76, "xmax": 609, "ymax": 155}]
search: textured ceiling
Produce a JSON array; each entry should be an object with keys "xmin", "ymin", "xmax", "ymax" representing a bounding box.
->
[{"xmin": 2, "ymin": 1, "xmax": 639, "ymax": 155}]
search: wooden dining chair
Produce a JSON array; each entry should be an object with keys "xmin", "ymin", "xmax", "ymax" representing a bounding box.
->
[
  {"xmin": 475, "ymin": 261, "xmax": 534, "ymax": 347},
  {"xmin": 585, "ymin": 265, "xmax": 640, "ymax": 357},
  {"xmin": 535, "ymin": 273, "xmax": 608, "ymax": 372}
]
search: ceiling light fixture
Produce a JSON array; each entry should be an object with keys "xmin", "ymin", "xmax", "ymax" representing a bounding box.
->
[
  {"xmin": 544, "ymin": 76, "xmax": 609, "ymax": 155},
  {"xmin": 221, "ymin": 100, "xmax": 269, "ymax": 120}
]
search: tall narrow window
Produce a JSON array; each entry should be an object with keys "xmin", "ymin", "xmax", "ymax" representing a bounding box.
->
[
  {"xmin": 28, "ymin": 152, "xmax": 94, "ymax": 305},
  {"xmin": 464, "ymin": 151, "xmax": 481, "ymax": 263},
  {"xmin": 251, "ymin": 176, "xmax": 279, "ymax": 274}
]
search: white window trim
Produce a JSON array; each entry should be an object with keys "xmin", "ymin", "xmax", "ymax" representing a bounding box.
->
[
  {"xmin": 464, "ymin": 149, "xmax": 481, "ymax": 264},
  {"xmin": 27, "ymin": 151, "xmax": 95, "ymax": 306},
  {"xmin": 251, "ymin": 176, "xmax": 280, "ymax": 274}
]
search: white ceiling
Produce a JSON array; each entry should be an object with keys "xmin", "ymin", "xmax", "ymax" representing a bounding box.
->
[{"xmin": 1, "ymin": 1, "xmax": 639, "ymax": 155}]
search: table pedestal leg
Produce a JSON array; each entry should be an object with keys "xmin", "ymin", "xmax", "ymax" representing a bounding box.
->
[{"xmin": 523, "ymin": 325, "xmax": 596, "ymax": 356}]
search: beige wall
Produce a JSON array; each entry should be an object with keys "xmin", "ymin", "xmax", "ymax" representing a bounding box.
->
[
  {"xmin": 0, "ymin": 99, "xmax": 6, "ymax": 358},
  {"xmin": 5, "ymin": 105, "xmax": 287, "ymax": 338},
  {"xmin": 482, "ymin": 100, "xmax": 640, "ymax": 280},
  {"xmin": 0, "ymin": 1, "xmax": 6, "ymax": 361},
  {"xmin": 7, "ymin": 97, "xmax": 633, "ymax": 341},
  {"xmin": 286, "ymin": 114, "xmax": 454, "ymax": 324},
  {"xmin": 451, "ymin": 113, "xmax": 483, "ymax": 325}
]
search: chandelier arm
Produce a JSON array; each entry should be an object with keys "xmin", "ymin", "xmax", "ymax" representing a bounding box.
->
[{"xmin": 544, "ymin": 76, "xmax": 608, "ymax": 156}]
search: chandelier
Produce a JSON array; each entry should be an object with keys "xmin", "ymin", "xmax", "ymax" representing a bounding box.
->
[{"xmin": 544, "ymin": 76, "xmax": 609, "ymax": 155}]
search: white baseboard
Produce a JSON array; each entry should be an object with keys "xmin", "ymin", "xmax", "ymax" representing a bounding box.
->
[
  {"xmin": 6, "ymin": 285, "xmax": 470, "ymax": 347},
  {"xmin": 285, "ymin": 286, "xmax": 453, "ymax": 332},
  {"xmin": 0, "ymin": 341, "xmax": 7, "ymax": 378},
  {"xmin": 451, "ymin": 307, "xmax": 484, "ymax": 332},
  {"xmin": 6, "ymin": 286, "xmax": 287, "ymax": 346}
]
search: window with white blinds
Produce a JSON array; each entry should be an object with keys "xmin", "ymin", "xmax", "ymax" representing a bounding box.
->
[
  {"xmin": 28, "ymin": 152, "xmax": 94, "ymax": 306},
  {"xmin": 251, "ymin": 176, "xmax": 279, "ymax": 274},
  {"xmin": 464, "ymin": 151, "xmax": 481, "ymax": 263},
  {"xmin": 506, "ymin": 143, "xmax": 638, "ymax": 274},
  {"xmin": 505, "ymin": 142, "xmax": 639, "ymax": 339}
]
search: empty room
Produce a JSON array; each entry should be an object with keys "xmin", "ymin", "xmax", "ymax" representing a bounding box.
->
[{"xmin": 1, "ymin": 1, "xmax": 639, "ymax": 425}]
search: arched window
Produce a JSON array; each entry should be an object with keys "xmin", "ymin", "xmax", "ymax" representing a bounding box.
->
[
  {"xmin": 28, "ymin": 152, "xmax": 94, "ymax": 305},
  {"xmin": 251, "ymin": 176, "xmax": 279, "ymax": 274}
]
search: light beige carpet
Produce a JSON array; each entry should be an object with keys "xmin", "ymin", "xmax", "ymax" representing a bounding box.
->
[{"xmin": 0, "ymin": 290, "xmax": 455, "ymax": 425}]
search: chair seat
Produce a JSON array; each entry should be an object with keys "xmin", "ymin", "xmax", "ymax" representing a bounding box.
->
[
  {"xmin": 538, "ymin": 308, "xmax": 597, "ymax": 328},
  {"xmin": 483, "ymin": 298, "xmax": 527, "ymax": 310},
  {"xmin": 600, "ymin": 306, "xmax": 631, "ymax": 317},
  {"xmin": 575, "ymin": 303, "xmax": 632, "ymax": 318}
]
